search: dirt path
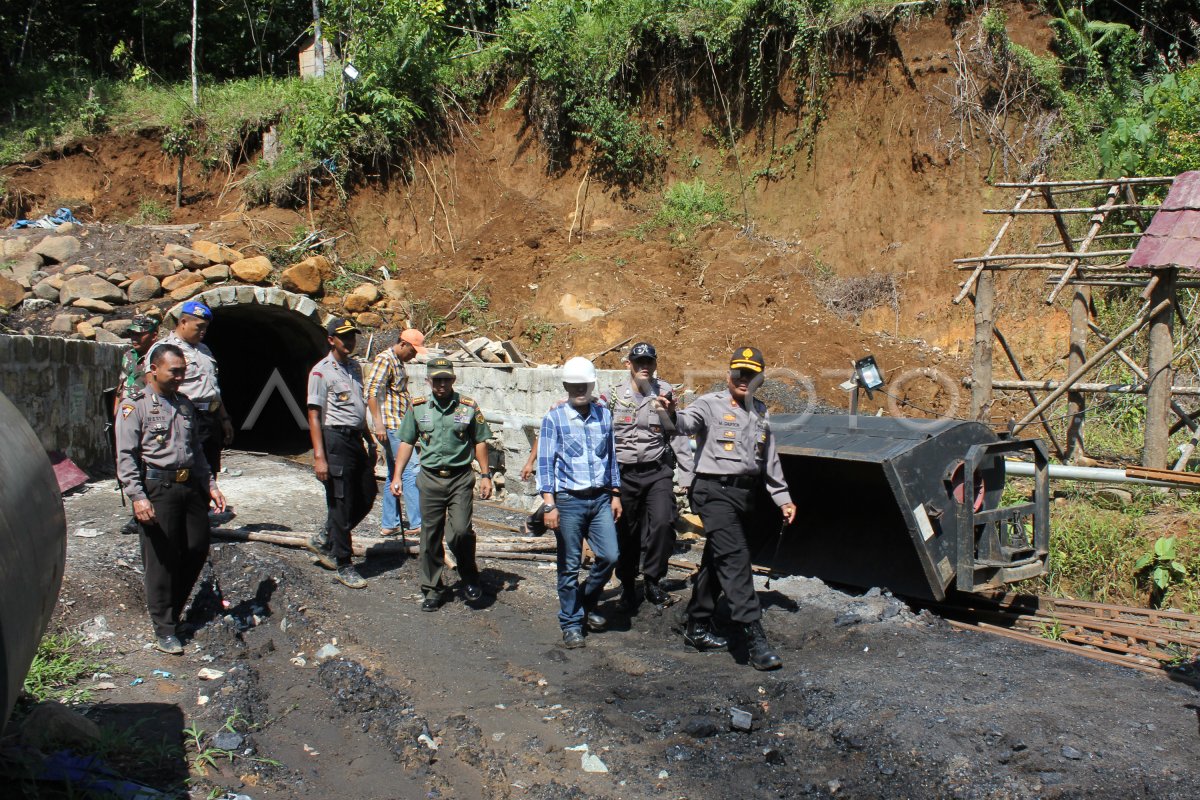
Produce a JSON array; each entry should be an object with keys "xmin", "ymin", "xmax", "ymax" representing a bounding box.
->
[{"xmin": 54, "ymin": 451, "xmax": 1200, "ymax": 799}]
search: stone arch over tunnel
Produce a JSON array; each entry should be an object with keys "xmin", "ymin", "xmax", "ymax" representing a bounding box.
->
[{"xmin": 166, "ymin": 287, "xmax": 330, "ymax": 456}]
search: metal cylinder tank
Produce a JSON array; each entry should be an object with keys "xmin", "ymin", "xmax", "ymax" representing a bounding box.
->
[{"xmin": 0, "ymin": 389, "xmax": 67, "ymax": 732}]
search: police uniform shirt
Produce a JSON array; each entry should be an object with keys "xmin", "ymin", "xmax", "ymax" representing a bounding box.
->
[
  {"xmin": 398, "ymin": 392, "xmax": 492, "ymax": 469},
  {"xmin": 115, "ymin": 389, "xmax": 213, "ymax": 503},
  {"xmin": 158, "ymin": 332, "xmax": 221, "ymax": 407},
  {"xmin": 610, "ymin": 377, "xmax": 674, "ymax": 465},
  {"xmin": 307, "ymin": 352, "xmax": 367, "ymax": 429},
  {"xmin": 674, "ymin": 389, "xmax": 792, "ymax": 506}
]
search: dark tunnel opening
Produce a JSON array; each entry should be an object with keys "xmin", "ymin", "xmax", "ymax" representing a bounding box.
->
[{"xmin": 201, "ymin": 304, "xmax": 327, "ymax": 456}]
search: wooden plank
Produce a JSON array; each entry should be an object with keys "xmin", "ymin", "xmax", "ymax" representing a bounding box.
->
[
  {"xmin": 955, "ymin": 248, "xmax": 1134, "ymax": 263},
  {"xmin": 992, "ymin": 177, "xmax": 1172, "ymax": 188},
  {"xmin": 1126, "ymin": 466, "xmax": 1200, "ymax": 486},
  {"xmin": 983, "ymin": 204, "xmax": 1157, "ymax": 215}
]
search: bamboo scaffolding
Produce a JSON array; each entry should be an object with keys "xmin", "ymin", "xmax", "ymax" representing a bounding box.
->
[
  {"xmin": 954, "ymin": 183, "xmax": 1037, "ymax": 304},
  {"xmin": 993, "ymin": 326, "xmax": 1066, "ymax": 460},
  {"xmin": 983, "ymin": 204, "xmax": 1158, "ymax": 215},
  {"xmin": 992, "ymin": 177, "xmax": 1173, "ymax": 188},
  {"xmin": 991, "ymin": 379, "xmax": 1200, "ymax": 396},
  {"xmin": 1036, "ymin": 232, "xmax": 1142, "ymax": 248},
  {"xmin": 954, "ymin": 249, "xmax": 1134, "ymax": 264},
  {"xmin": 1012, "ymin": 298, "xmax": 1172, "ymax": 433},
  {"xmin": 1048, "ymin": 185, "xmax": 1124, "ymax": 304}
]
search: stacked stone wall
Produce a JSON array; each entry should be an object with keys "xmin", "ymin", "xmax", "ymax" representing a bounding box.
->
[{"xmin": 0, "ymin": 334, "xmax": 124, "ymax": 472}]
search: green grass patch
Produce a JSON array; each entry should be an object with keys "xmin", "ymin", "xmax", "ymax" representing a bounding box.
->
[
  {"xmin": 637, "ymin": 179, "xmax": 736, "ymax": 240},
  {"xmin": 23, "ymin": 632, "xmax": 107, "ymax": 703}
]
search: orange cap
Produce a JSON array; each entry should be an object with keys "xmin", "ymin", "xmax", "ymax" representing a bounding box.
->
[{"xmin": 399, "ymin": 328, "xmax": 427, "ymax": 354}]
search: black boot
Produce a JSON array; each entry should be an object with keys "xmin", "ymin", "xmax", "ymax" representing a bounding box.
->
[
  {"xmin": 684, "ymin": 619, "xmax": 728, "ymax": 651},
  {"xmin": 644, "ymin": 578, "xmax": 671, "ymax": 607},
  {"xmin": 743, "ymin": 621, "xmax": 782, "ymax": 671}
]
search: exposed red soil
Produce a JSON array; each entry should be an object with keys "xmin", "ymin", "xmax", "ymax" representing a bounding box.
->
[{"xmin": 2, "ymin": 3, "xmax": 1066, "ymax": 415}]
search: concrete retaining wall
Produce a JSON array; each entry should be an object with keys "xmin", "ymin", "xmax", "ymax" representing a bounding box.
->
[
  {"xmin": 403, "ymin": 363, "xmax": 627, "ymax": 508},
  {"xmin": 0, "ymin": 334, "xmax": 124, "ymax": 472}
]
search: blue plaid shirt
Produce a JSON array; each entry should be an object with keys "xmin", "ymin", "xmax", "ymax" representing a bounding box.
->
[{"xmin": 537, "ymin": 401, "xmax": 621, "ymax": 495}]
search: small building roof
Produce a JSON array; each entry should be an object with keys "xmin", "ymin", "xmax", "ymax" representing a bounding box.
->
[{"xmin": 1128, "ymin": 170, "xmax": 1200, "ymax": 271}]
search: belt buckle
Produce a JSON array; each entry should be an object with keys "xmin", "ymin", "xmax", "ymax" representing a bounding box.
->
[
  {"xmin": 437, "ymin": 468, "xmax": 451, "ymax": 477},
  {"xmin": 176, "ymin": 468, "xmax": 190, "ymax": 482}
]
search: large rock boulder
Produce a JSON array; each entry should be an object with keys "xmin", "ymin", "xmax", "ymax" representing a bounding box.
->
[
  {"xmin": 355, "ymin": 311, "xmax": 384, "ymax": 328},
  {"xmin": 280, "ymin": 261, "xmax": 323, "ymax": 295},
  {"xmin": 163, "ymin": 244, "xmax": 212, "ymax": 269},
  {"xmin": 379, "ymin": 279, "xmax": 406, "ymax": 300},
  {"xmin": 296, "ymin": 254, "xmax": 334, "ymax": 280},
  {"xmin": 0, "ymin": 275, "xmax": 25, "ymax": 309},
  {"xmin": 1, "ymin": 237, "xmax": 31, "ymax": 259},
  {"xmin": 161, "ymin": 271, "xmax": 204, "ymax": 292},
  {"xmin": 169, "ymin": 282, "xmax": 205, "ymax": 300},
  {"xmin": 127, "ymin": 275, "xmax": 162, "ymax": 303},
  {"xmin": 191, "ymin": 240, "xmax": 245, "ymax": 265},
  {"xmin": 343, "ymin": 293, "xmax": 370, "ymax": 313},
  {"xmin": 352, "ymin": 283, "xmax": 380, "ymax": 304},
  {"xmin": 32, "ymin": 277, "xmax": 61, "ymax": 302},
  {"xmin": 72, "ymin": 298, "xmax": 116, "ymax": 313},
  {"xmin": 144, "ymin": 254, "xmax": 178, "ymax": 278},
  {"xmin": 202, "ymin": 264, "xmax": 231, "ymax": 282},
  {"xmin": 51, "ymin": 313, "xmax": 85, "ymax": 333},
  {"xmin": 95, "ymin": 328, "xmax": 125, "ymax": 344},
  {"xmin": 230, "ymin": 256, "xmax": 272, "ymax": 283},
  {"xmin": 31, "ymin": 235, "xmax": 81, "ymax": 264},
  {"xmin": 60, "ymin": 274, "xmax": 125, "ymax": 306}
]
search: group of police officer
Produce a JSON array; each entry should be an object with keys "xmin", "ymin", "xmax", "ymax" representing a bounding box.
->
[{"xmin": 115, "ymin": 303, "xmax": 795, "ymax": 670}]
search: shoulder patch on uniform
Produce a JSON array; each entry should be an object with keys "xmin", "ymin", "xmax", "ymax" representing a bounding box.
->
[
  {"xmin": 412, "ymin": 396, "xmax": 428, "ymax": 405},
  {"xmin": 753, "ymin": 399, "xmax": 768, "ymax": 413},
  {"xmin": 312, "ymin": 371, "xmax": 323, "ymax": 378},
  {"xmin": 475, "ymin": 412, "xmax": 485, "ymax": 424},
  {"xmin": 458, "ymin": 396, "xmax": 477, "ymax": 407},
  {"xmin": 120, "ymin": 404, "xmax": 135, "ymax": 418}
]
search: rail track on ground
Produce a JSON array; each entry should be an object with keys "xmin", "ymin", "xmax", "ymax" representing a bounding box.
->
[{"xmin": 927, "ymin": 593, "xmax": 1200, "ymax": 684}]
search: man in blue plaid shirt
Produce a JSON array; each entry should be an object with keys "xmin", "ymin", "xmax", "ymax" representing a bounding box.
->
[{"xmin": 538, "ymin": 357, "xmax": 622, "ymax": 648}]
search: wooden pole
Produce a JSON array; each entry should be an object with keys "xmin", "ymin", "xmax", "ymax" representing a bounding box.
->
[
  {"xmin": 955, "ymin": 249, "xmax": 1135, "ymax": 264},
  {"xmin": 991, "ymin": 380, "xmax": 1200, "ymax": 395},
  {"xmin": 982, "ymin": 204, "xmax": 1156, "ymax": 215},
  {"xmin": 1143, "ymin": 269, "xmax": 1176, "ymax": 468},
  {"xmin": 993, "ymin": 177, "xmax": 1173, "ymax": 189},
  {"xmin": 992, "ymin": 327, "xmax": 1066, "ymax": 460},
  {"xmin": 1047, "ymin": 185, "xmax": 1122, "ymax": 304},
  {"xmin": 1066, "ymin": 285, "xmax": 1091, "ymax": 463},
  {"xmin": 971, "ymin": 270, "xmax": 995, "ymax": 420},
  {"xmin": 1012, "ymin": 298, "xmax": 1172, "ymax": 433}
]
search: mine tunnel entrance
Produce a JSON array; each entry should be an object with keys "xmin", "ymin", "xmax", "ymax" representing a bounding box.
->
[{"xmin": 202, "ymin": 303, "xmax": 327, "ymax": 456}]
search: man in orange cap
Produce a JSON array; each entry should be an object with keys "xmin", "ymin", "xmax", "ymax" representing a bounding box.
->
[{"xmin": 366, "ymin": 328, "xmax": 427, "ymax": 536}]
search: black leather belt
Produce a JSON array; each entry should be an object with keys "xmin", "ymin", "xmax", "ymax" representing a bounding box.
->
[
  {"xmin": 561, "ymin": 487, "xmax": 611, "ymax": 499},
  {"xmin": 326, "ymin": 425, "xmax": 365, "ymax": 435},
  {"xmin": 146, "ymin": 467, "xmax": 191, "ymax": 483},
  {"xmin": 422, "ymin": 464, "xmax": 470, "ymax": 478},
  {"xmin": 622, "ymin": 458, "xmax": 669, "ymax": 473},
  {"xmin": 696, "ymin": 473, "xmax": 759, "ymax": 490}
]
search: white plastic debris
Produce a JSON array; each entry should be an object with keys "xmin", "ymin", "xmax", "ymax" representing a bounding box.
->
[
  {"xmin": 290, "ymin": 653, "xmax": 307, "ymax": 667},
  {"xmin": 197, "ymin": 695, "xmax": 210, "ymax": 706},
  {"xmin": 74, "ymin": 528, "xmax": 105, "ymax": 538},
  {"xmin": 658, "ymin": 770, "xmax": 669, "ymax": 779},
  {"xmin": 417, "ymin": 733, "xmax": 439, "ymax": 751},
  {"xmin": 315, "ymin": 643, "xmax": 341, "ymax": 661},
  {"xmin": 564, "ymin": 744, "xmax": 589, "ymax": 752},
  {"xmin": 197, "ymin": 668, "xmax": 224, "ymax": 681}
]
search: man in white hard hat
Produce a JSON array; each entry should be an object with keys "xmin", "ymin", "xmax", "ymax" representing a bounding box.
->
[{"xmin": 538, "ymin": 356, "xmax": 622, "ymax": 648}]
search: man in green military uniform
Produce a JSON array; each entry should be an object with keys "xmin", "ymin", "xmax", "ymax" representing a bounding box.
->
[
  {"xmin": 115, "ymin": 315, "xmax": 159, "ymax": 412},
  {"xmin": 390, "ymin": 357, "xmax": 493, "ymax": 611}
]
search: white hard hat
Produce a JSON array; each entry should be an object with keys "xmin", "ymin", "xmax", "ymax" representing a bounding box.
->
[{"xmin": 562, "ymin": 356, "xmax": 597, "ymax": 384}]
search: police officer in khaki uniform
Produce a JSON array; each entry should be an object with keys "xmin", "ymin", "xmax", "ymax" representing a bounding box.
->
[
  {"xmin": 674, "ymin": 347, "xmax": 797, "ymax": 670},
  {"xmin": 390, "ymin": 357, "xmax": 493, "ymax": 611},
  {"xmin": 610, "ymin": 342, "xmax": 677, "ymax": 611},
  {"xmin": 156, "ymin": 301, "xmax": 235, "ymax": 475},
  {"xmin": 306, "ymin": 317, "xmax": 378, "ymax": 589},
  {"xmin": 116, "ymin": 344, "xmax": 227, "ymax": 655}
]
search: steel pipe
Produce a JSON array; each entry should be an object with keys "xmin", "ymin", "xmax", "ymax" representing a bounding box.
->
[{"xmin": 1004, "ymin": 459, "xmax": 1180, "ymax": 488}]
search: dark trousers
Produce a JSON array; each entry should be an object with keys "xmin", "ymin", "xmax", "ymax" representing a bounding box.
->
[
  {"xmin": 139, "ymin": 476, "xmax": 211, "ymax": 638},
  {"xmin": 198, "ymin": 411, "xmax": 223, "ymax": 475},
  {"xmin": 616, "ymin": 461, "xmax": 676, "ymax": 588},
  {"xmin": 416, "ymin": 467, "xmax": 478, "ymax": 597},
  {"xmin": 322, "ymin": 427, "xmax": 377, "ymax": 564},
  {"xmin": 686, "ymin": 478, "xmax": 779, "ymax": 625}
]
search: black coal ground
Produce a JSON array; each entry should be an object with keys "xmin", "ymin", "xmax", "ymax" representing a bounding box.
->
[{"xmin": 49, "ymin": 451, "xmax": 1200, "ymax": 799}]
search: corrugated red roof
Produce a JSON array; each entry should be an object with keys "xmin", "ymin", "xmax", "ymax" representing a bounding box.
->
[{"xmin": 1128, "ymin": 171, "xmax": 1200, "ymax": 271}]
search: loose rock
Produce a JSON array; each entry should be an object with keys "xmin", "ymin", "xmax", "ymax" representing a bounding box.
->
[
  {"xmin": 280, "ymin": 261, "xmax": 323, "ymax": 295},
  {"xmin": 161, "ymin": 271, "xmax": 204, "ymax": 292},
  {"xmin": 170, "ymin": 282, "xmax": 205, "ymax": 301},
  {"xmin": 60, "ymin": 274, "xmax": 125, "ymax": 306},
  {"xmin": 192, "ymin": 240, "xmax": 245, "ymax": 265},
  {"xmin": 96, "ymin": 329, "xmax": 124, "ymax": 344},
  {"xmin": 18, "ymin": 702, "xmax": 102, "ymax": 748},
  {"xmin": 144, "ymin": 255, "xmax": 178, "ymax": 278},
  {"xmin": 0, "ymin": 275, "xmax": 24, "ymax": 310},
  {"xmin": 73, "ymin": 298, "xmax": 116, "ymax": 313},
  {"xmin": 127, "ymin": 275, "xmax": 162, "ymax": 303},
  {"xmin": 32, "ymin": 235, "xmax": 82, "ymax": 264},
  {"xmin": 163, "ymin": 244, "xmax": 212, "ymax": 269},
  {"xmin": 356, "ymin": 311, "xmax": 384, "ymax": 328},
  {"xmin": 63, "ymin": 264, "xmax": 91, "ymax": 276},
  {"xmin": 202, "ymin": 264, "xmax": 232, "ymax": 282},
  {"xmin": 231, "ymin": 256, "xmax": 273, "ymax": 284},
  {"xmin": 51, "ymin": 313, "xmax": 86, "ymax": 333}
]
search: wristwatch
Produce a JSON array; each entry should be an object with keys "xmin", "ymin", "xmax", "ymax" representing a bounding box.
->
[{"xmin": 480, "ymin": 471, "xmax": 492, "ymax": 479}]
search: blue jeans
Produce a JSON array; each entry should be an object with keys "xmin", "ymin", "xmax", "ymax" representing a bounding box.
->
[
  {"xmin": 554, "ymin": 492, "xmax": 619, "ymax": 632},
  {"xmin": 382, "ymin": 429, "xmax": 421, "ymax": 531}
]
